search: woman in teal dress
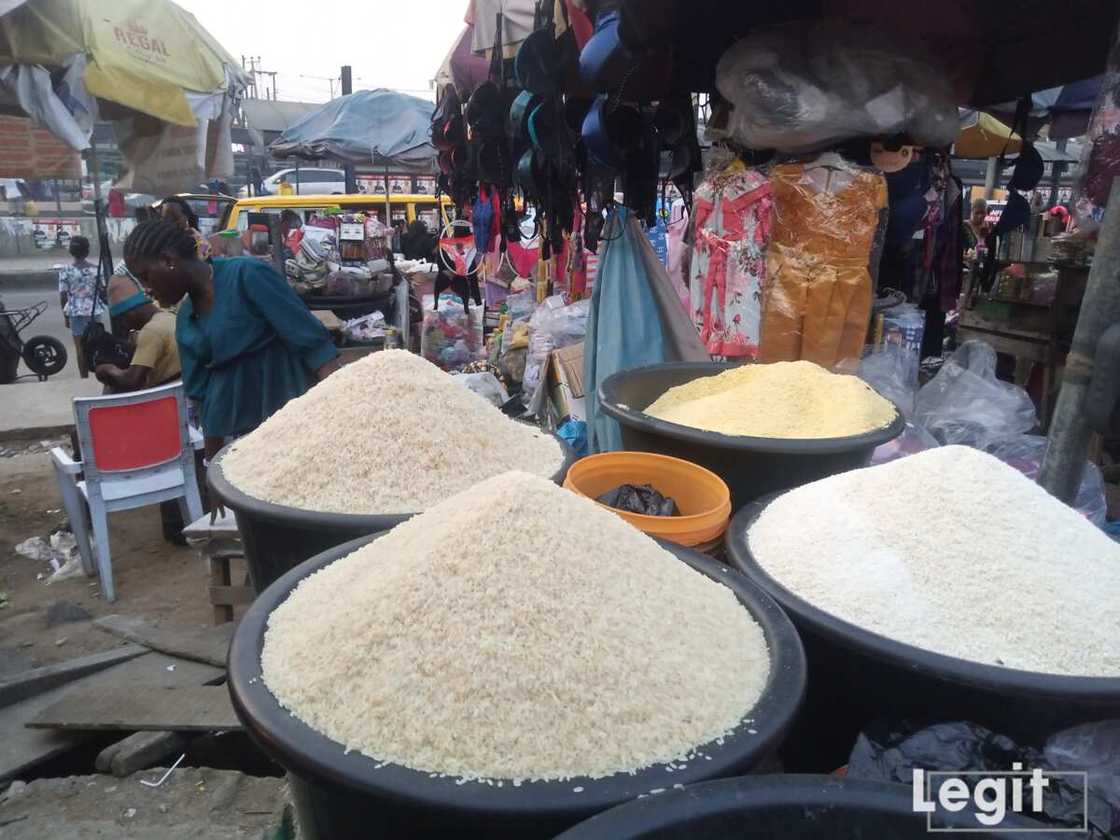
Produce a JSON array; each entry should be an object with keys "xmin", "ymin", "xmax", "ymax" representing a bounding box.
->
[{"xmin": 123, "ymin": 220, "xmax": 340, "ymax": 459}]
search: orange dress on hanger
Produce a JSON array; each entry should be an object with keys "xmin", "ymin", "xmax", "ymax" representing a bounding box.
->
[{"xmin": 761, "ymin": 162, "xmax": 887, "ymax": 369}]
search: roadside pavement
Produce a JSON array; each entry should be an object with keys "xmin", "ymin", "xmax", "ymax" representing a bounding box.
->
[
  {"xmin": 0, "ymin": 275, "xmax": 102, "ymax": 438},
  {"xmin": 0, "ymin": 253, "xmax": 69, "ymax": 289},
  {"xmin": 0, "ymin": 378, "xmax": 102, "ymax": 440}
]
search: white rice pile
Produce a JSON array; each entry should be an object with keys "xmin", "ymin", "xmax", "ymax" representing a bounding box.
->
[
  {"xmin": 220, "ymin": 350, "xmax": 565, "ymax": 514},
  {"xmin": 747, "ymin": 445, "xmax": 1120, "ymax": 676},
  {"xmin": 262, "ymin": 470, "xmax": 770, "ymax": 782}
]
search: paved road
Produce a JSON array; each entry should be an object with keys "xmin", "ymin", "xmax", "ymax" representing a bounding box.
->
[{"xmin": 1, "ymin": 282, "xmax": 85, "ymax": 383}]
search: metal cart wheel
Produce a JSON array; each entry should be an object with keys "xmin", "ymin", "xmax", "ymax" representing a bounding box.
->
[{"xmin": 22, "ymin": 335, "xmax": 68, "ymax": 377}]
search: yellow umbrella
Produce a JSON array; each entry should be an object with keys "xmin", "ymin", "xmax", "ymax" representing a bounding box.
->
[
  {"xmin": 0, "ymin": 0, "xmax": 241, "ymax": 126},
  {"xmin": 954, "ymin": 109, "xmax": 1022, "ymax": 159}
]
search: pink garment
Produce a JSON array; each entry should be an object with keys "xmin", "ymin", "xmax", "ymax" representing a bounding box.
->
[
  {"xmin": 689, "ymin": 164, "xmax": 773, "ymax": 359},
  {"xmin": 507, "ymin": 241, "xmax": 539, "ymax": 278},
  {"xmin": 665, "ymin": 199, "xmax": 690, "ymax": 313}
]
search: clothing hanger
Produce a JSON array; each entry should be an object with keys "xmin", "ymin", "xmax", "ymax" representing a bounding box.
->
[
  {"xmin": 805, "ymin": 151, "xmax": 851, "ymax": 171},
  {"xmin": 804, "ymin": 150, "xmax": 858, "ymax": 194}
]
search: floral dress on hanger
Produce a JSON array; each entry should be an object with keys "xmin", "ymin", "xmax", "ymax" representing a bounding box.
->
[{"xmin": 689, "ymin": 160, "xmax": 773, "ymax": 359}]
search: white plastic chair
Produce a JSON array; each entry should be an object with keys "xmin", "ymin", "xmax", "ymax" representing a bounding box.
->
[{"xmin": 50, "ymin": 382, "xmax": 204, "ymax": 602}]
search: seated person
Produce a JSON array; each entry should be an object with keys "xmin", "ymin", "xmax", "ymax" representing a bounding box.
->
[
  {"xmin": 94, "ymin": 279, "xmax": 180, "ymax": 392},
  {"xmin": 280, "ymin": 209, "xmax": 303, "ymax": 257}
]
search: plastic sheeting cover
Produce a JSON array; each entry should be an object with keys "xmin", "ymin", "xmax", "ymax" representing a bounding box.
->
[{"xmin": 270, "ymin": 89, "xmax": 436, "ymax": 170}]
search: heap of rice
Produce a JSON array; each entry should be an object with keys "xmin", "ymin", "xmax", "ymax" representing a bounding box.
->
[
  {"xmin": 220, "ymin": 350, "xmax": 565, "ymax": 514},
  {"xmin": 644, "ymin": 360, "xmax": 896, "ymax": 438},
  {"xmin": 262, "ymin": 470, "xmax": 770, "ymax": 782},
  {"xmin": 747, "ymin": 445, "xmax": 1120, "ymax": 676}
]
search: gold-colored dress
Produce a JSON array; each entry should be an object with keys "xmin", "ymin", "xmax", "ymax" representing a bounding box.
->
[{"xmin": 761, "ymin": 163, "xmax": 887, "ymax": 369}]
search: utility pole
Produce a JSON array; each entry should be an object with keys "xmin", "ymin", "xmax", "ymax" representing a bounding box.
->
[
  {"xmin": 300, "ymin": 74, "xmax": 339, "ymax": 99},
  {"xmin": 341, "ymin": 65, "xmax": 356, "ymax": 193}
]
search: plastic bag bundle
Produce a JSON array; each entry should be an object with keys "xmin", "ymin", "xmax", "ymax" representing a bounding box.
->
[
  {"xmin": 597, "ymin": 484, "xmax": 680, "ymax": 517},
  {"xmin": 715, "ymin": 22, "xmax": 957, "ymax": 153},
  {"xmin": 869, "ymin": 421, "xmax": 938, "ymax": 466},
  {"xmin": 859, "ymin": 343, "xmax": 918, "ymax": 417},
  {"xmin": 452, "ymin": 371, "xmax": 509, "ymax": 408},
  {"xmin": 848, "ymin": 720, "xmax": 1119, "ymax": 838},
  {"xmin": 523, "ymin": 297, "xmax": 591, "ymax": 413},
  {"xmin": 913, "ymin": 341, "xmax": 1037, "ymax": 448},
  {"xmin": 421, "ymin": 293, "xmax": 484, "ymax": 371},
  {"xmin": 982, "ymin": 434, "xmax": 1108, "ymax": 526},
  {"xmin": 343, "ymin": 312, "xmax": 386, "ymax": 343}
]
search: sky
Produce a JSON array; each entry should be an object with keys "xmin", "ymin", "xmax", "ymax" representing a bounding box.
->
[{"xmin": 175, "ymin": 0, "xmax": 467, "ymax": 103}]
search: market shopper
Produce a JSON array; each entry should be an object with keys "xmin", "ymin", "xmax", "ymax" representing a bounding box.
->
[
  {"xmin": 123, "ymin": 220, "xmax": 340, "ymax": 460},
  {"xmin": 160, "ymin": 196, "xmax": 212, "ymax": 260},
  {"xmin": 94, "ymin": 288, "xmax": 180, "ymax": 392},
  {"xmin": 280, "ymin": 209, "xmax": 303, "ymax": 256},
  {"xmin": 401, "ymin": 219, "xmax": 435, "ymax": 261},
  {"xmin": 964, "ymin": 197, "xmax": 990, "ymax": 250},
  {"xmin": 95, "ymin": 281, "xmax": 190, "ymax": 542},
  {"xmin": 57, "ymin": 235, "xmax": 99, "ymax": 378}
]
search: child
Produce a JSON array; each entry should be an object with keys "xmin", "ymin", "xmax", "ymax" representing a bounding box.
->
[{"xmin": 57, "ymin": 235, "xmax": 100, "ymax": 378}]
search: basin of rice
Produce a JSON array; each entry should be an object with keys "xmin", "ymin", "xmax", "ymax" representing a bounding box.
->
[
  {"xmin": 261, "ymin": 470, "xmax": 771, "ymax": 782},
  {"xmin": 747, "ymin": 445, "xmax": 1120, "ymax": 676},
  {"xmin": 644, "ymin": 360, "xmax": 896, "ymax": 439},
  {"xmin": 220, "ymin": 350, "xmax": 565, "ymax": 514}
]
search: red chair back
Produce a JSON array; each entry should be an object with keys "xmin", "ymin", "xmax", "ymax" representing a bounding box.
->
[{"xmin": 87, "ymin": 395, "xmax": 181, "ymax": 472}]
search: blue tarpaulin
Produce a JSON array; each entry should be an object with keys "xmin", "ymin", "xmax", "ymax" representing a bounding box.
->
[{"xmin": 269, "ymin": 88, "xmax": 436, "ymax": 171}]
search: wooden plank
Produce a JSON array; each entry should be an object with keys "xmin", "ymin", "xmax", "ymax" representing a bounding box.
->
[
  {"xmin": 210, "ymin": 556, "xmax": 234, "ymax": 625},
  {"xmin": 29, "ymin": 686, "xmax": 241, "ymax": 732},
  {"xmin": 93, "ymin": 614, "xmax": 235, "ymax": 669},
  {"xmin": 209, "ymin": 585, "xmax": 253, "ymax": 606},
  {"xmin": 956, "ymin": 327, "xmax": 1051, "ymax": 364},
  {"xmin": 0, "ymin": 644, "xmax": 147, "ymax": 709},
  {"xmin": 0, "ymin": 652, "xmax": 222, "ymax": 782},
  {"xmin": 958, "ymin": 310, "xmax": 1052, "ymax": 342}
]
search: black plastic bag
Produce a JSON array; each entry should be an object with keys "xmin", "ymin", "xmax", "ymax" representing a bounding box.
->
[
  {"xmin": 597, "ymin": 484, "xmax": 679, "ymax": 517},
  {"xmin": 847, "ymin": 720, "xmax": 1118, "ymax": 837}
]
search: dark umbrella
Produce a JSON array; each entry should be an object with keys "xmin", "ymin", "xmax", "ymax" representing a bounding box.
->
[{"xmin": 269, "ymin": 89, "xmax": 436, "ymax": 171}]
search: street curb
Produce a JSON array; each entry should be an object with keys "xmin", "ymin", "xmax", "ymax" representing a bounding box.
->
[
  {"xmin": 0, "ymin": 423, "xmax": 73, "ymax": 443},
  {"xmin": 0, "ymin": 271, "xmax": 61, "ymax": 289}
]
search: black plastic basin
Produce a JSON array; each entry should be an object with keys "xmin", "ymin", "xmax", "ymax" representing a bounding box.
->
[
  {"xmin": 208, "ymin": 435, "xmax": 576, "ymax": 594},
  {"xmin": 227, "ymin": 535, "xmax": 807, "ymax": 840},
  {"xmin": 597, "ymin": 362, "xmax": 904, "ymax": 511},
  {"xmin": 554, "ymin": 775, "xmax": 1044, "ymax": 838},
  {"xmin": 727, "ymin": 495, "xmax": 1120, "ymax": 771}
]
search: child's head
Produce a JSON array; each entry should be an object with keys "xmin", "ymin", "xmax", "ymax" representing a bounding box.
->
[{"xmin": 69, "ymin": 235, "xmax": 90, "ymax": 261}]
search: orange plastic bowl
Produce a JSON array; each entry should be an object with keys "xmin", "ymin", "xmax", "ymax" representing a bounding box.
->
[{"xmin": 564, "ymin": 452, "xmax": 731, "ymax": 547}]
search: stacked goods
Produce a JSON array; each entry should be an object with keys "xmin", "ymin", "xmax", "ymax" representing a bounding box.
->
[
  {"xmin": 262, "ymin": 471, "xmax": 770, "ymax": 782},
  {"xmin": 644, "ymin": 361, "xmax": 896, "ymax": 439},
  {"xmin": 747, "ymin": 446, "xmax": 1120, "ymax": 676},
  {"xmin": 221, "ymin": 350, "xmax": 564, "ymax": 514}
]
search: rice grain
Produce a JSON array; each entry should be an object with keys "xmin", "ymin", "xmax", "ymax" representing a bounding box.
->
[
  {"xmin": 262, "ymin": 470, "xmax": 770, "ymax": 781},
  {"xmin": 747, "ymin": 445, "xmax": 1120, "ymax": 675},
  {"xmin": 221, "ymin": 350, "xmax": 565, "ymax": 514}
]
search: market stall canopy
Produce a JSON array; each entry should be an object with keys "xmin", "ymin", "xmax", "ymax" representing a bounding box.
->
[
  {"xmin": 269, "ymin": 89, "xmax": 437, "ymax": 172},
  {"xmin": 0, "ymin": 0, "xmax": 247, "ymax": 129},
  {"xmin": 954, "ymin": 110, "xmax": 1021, "ymax": 159},
  {"xmin": 990, "ymin": 77, "xmax": 1104, "ymax": 141},
  {"xmin": 648, "ymin": 0, "xmax": 1119, "ymax": 106},
  {"xmin": 435, "ymin": 24, "xmax": 489, "ymax": 97}
]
